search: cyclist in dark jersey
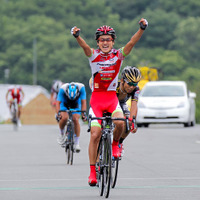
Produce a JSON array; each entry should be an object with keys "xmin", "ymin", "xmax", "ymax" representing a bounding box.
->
[
  {"xmin": 71, "ymin": 18, "xmax": 148, "ymax": 186},
  {"xmin": 116, "ymin": 66, "xmax": 142, "ymax": 156}
]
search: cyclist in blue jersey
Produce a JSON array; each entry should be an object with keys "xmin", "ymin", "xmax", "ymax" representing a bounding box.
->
[{"xmin": 56, "ymin": 82, "xmax": 87, "ymax": 152}]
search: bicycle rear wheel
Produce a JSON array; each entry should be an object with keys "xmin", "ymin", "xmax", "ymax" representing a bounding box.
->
[
  {"xmin": 111, "ymin": 158, "xmax": 119, "ymax": 188},
  {"xmin": 103, "ymin": 135, "xmax": 112, "ymax": 198}
]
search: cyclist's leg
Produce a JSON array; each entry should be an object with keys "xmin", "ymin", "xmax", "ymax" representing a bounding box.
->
[
  {"xmin": 18, "ymin": 106, "xmax": 21, "ymax": 118},
  {"xmin": 107, "ymin": 94, "xmax": 124, "ymax": 141},
  {"xmin": 72, "ymin": 103, "xmax": 82, "ymax": 137},
  {"xmin": 119, "ymin": 102, "xmax": 131, "ymax": 141},
  {"xmin": 18, "ymin": 100, "xmax": 23, "ymax": 118},
  {"xmin": 9, "ymin": 99, "xmax": 14, "ymax": 114},
  {"xmin": 112, "ymin": 109, "xmax": 124, "ymax": 141},
  {"xmin": 72, "ymin": 111, "xmax": 81, "ymax": 152},
  {"xmin": 72, "ymin": 113, "xmax": 81, "ymax": 136},
  {"xmin": 57, "ymin": 104, "xmax": 69, "ymax": 144},
  {"xmin": 59, "ymin": 111, "xmax": 68, "ymax": 130},
  {"xmin": 17, "ymin": 103, "xmax": 22, "ymax": 126},
  {"xmin": 112, "ymin": 110, "xmax": 124, "ymax": 158},
  {"xmin": 105, "ymin": 94, "xmax": 124, "ymax": 158},
  {"xmin": 88, "ymin": 107, "xmax": 102, "ymax": 186}
]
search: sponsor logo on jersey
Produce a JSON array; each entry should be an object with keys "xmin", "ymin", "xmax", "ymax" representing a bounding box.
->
[
  {"xmin": 101, "ymin": 78, "xmax": 112, "ymax": 80},
  {"xmin": 100, "ymin": 70, "xmax": 115, "ymax": 73}
]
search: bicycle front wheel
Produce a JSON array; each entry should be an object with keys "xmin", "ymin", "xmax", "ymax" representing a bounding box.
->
[
  {"xmin": 97, "ymin": 139, "xmax": 104, "ymax": 196},
  {"xmin": 12, "ymin": 111, "xmax": 18, "ymax": 131},
  {"xmin": 103, "ymin": 135, "xmax": 112, "ymax": 198},
  {"xmin": 65, "ymin": 124, "xmax": 74, "ymax": 165}
]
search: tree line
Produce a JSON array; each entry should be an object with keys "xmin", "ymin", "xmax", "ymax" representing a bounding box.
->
[{"xmin": 0, "ymin": 0, "xmax": 199, "ymax": 122}]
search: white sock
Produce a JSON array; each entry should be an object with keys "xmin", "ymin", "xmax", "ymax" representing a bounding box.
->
[
  {"xmin": 60, "ymin": 129, "xmax": 64, "ymax": 136},
  {"xmin": 75, "ymin": 136, "xmax": 80, "ymax": 145}
]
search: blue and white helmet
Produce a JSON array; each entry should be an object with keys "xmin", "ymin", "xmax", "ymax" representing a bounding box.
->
[{"xmin": 66, "ymin": 83, "xmax": 80, "ymax": 100}]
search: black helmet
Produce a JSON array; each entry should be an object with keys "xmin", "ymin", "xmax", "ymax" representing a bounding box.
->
[{"xmin": 121, "ymin": 66, "xmax": 142, "ymax": 83}]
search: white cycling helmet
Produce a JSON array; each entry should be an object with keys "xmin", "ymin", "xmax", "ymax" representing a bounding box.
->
[{"xmin": 52, "ymin": 80, "xmax": 63, "ymax": 93}]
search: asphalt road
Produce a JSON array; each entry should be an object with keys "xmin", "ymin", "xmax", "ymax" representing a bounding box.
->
[{"xmin": 0, "ymin": 123, "xmax": 200, "ymax": 200}]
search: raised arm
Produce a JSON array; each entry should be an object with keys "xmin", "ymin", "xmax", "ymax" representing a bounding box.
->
[
  {"xmin": 71, "ymin": 26, "xmax": 92, "ymax": 57},
  {"xmin": 5, "ymin": 90, "xmax": 9, "ymax": 102},
  {"xmin": 123, "ymin": 18, "xmax": 148, "ymax": 56}
]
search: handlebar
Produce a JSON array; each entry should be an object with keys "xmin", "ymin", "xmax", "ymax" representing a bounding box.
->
[
  {"xmin": 87, "ymin": 115, "xmax": 131, "ymax": 133},
  {"xmin": 60, "ymin": 109, "xmax": 86, "ymax": 113}
]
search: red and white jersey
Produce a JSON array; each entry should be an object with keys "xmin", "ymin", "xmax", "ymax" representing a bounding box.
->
[
  {"xmin": 8, "ymin": 86, "xmax": 23, "ymax": 104},
  {"xmin": 88, "ymin": 48, "xmax": 126, "ymax": 92}
]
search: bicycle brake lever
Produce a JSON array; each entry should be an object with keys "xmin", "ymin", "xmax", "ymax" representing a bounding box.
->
[
  {"xmin": 87, "ymin": 115, "xmax": 92, "ymax": 132},
  {"xmin": 125, "ymin": 116, "xmax": 130, "ymax": 134}
]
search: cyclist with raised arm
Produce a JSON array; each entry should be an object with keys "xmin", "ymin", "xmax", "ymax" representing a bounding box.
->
[
  {"xmin": 50, "ymin": 80, "xmax": 63, "ymax": 111},
  {"xmin": 71, "ymin": 18, "xmax": 148, "ymax": 186},
  {"xmin": 6, "ymin": 85, "xmax": 25, "ymax": 126},
  {"xmin": 55, "ymin": 82, "xmax": 87, "ymax": 152},
  {"xmin": 116, "ymin": 66, "xmax": 141, "ymax": 156}
]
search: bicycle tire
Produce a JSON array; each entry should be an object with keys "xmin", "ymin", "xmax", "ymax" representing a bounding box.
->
[
  {"xmin": 111, "ymin": 158, "xmax": 119, "ymax": 188},
  {"xmin": 12, "ymin": 106, "xmax": 18, "ymax": 131},
  {"xmin": 65, "ymin": 143, "xmax": 69, "ymax": 163},
  {"xmin": 103, "ymin": 134, "xmax": 112, "ymax": 198},
  {"xmin": 97, "ymin": 139, "xmax": 104, "ymax": 196},
  {"xmin": 66, "ymin": 123, "xmax": 74, "ymax": 165},
  {"xmin": 70, "ymin": 122, "xmax": 75, "ymax": 165},
  {"xmin": 70, "ymin": 131, "xmax": 74, "ymax": 165},
  {"xmin": 67, "ymin": 144, "xmax": 71, "ymax": 164}
]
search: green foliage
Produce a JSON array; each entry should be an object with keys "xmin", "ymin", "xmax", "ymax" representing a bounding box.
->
[
  {"xmin": 0, "ymin": 0, "xmax": 200, "ymax": 123},
  {"xmin": 170, "ymin": 17, "xmax": 200, "ymax": 64},
  {"xmin": 157, "ymin": 0, "xmax": 200, "ymax": 17}
]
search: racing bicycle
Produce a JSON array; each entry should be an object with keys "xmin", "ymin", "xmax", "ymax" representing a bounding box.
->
[
  {"xmin": 61, "ymin": 109, "xmax": 86, "ymax": 165},
  {"xmin": 10, "ymin": 99, "xmax": 18, "ymax": 131},
  {"xmin": 88, "ymin": 113, "xmax": 130, "ymax": 198}
]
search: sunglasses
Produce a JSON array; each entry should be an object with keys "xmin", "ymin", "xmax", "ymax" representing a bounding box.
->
[
  {"xmin": 98, "ymin": 38, "xmax": 113, "ymax": 42},
  {"xmin": 125, "ymin": 80, "xmax": 138, "ymax": 86}
]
